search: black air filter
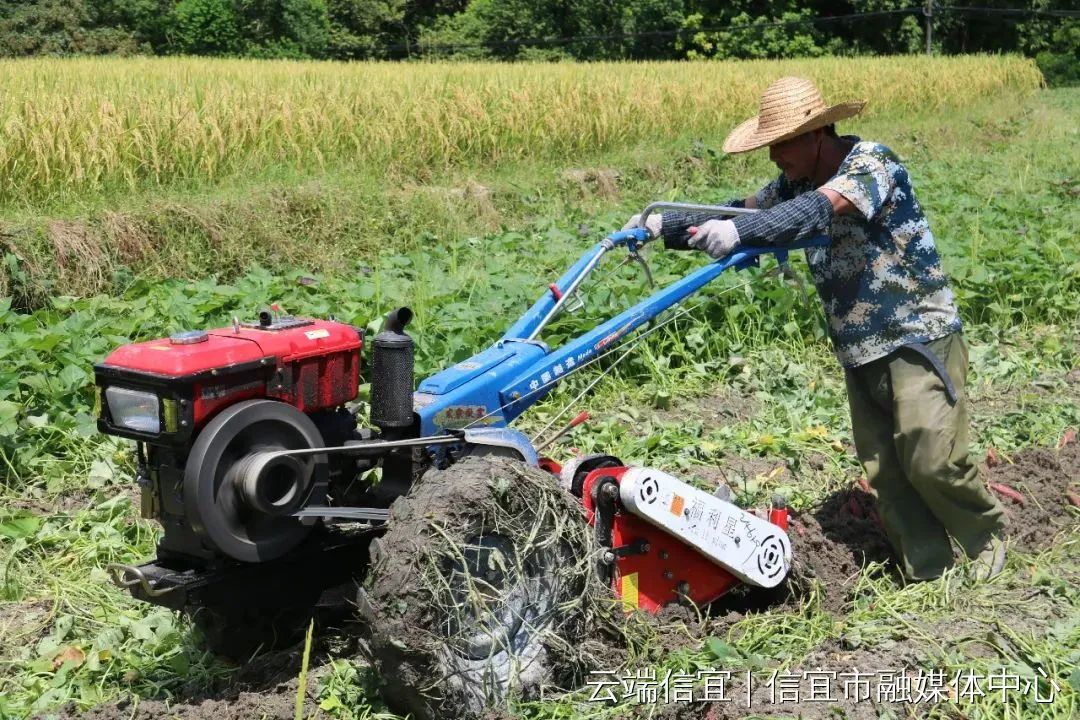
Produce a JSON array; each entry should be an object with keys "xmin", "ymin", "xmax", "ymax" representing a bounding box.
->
[{"xmin": 370, "ymin": 307, "xmax": 414, "ymax": 433}]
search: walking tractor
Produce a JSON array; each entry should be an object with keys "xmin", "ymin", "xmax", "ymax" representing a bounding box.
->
[{"xmin": 93, "ymin": 202, "xmax": 827, "ymax": 707}]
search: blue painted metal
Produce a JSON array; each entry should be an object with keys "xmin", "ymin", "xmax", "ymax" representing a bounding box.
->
[
  {"xmin": 415, "ymin": 234, "xmax": 828, "ymax": 438},
  {"xmin": 462, "ymin": 427, "xmax": 540, "ymax": 466}
]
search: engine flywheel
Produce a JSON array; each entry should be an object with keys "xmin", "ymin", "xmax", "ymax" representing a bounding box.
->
[{"xmin": 184, "ymin": 400, "xmax": 327, "ymax": 562}]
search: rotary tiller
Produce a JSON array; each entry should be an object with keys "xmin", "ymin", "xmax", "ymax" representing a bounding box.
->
[{"xmin": 93, "ymin": 203, "xmax": 827, "ymax": 657}]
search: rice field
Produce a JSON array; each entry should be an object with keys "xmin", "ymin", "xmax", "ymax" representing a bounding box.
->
[{"xmin": 0, "ymin": 55, "xmax": 1042, "ymax": 210}]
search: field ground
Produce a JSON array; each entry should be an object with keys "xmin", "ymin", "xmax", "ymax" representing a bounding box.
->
[{"xmin": 0, "ymin": 64, "xmax": 1077, "ymax": 720}]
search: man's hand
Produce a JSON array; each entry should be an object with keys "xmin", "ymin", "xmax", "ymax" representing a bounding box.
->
[
  {"xmin": 621, "ymin": 213, "xmax": 662, "ymax": 238},
  {"xmin": 688, "ymin": 219, "xmax": 740, "ymax": 258}
]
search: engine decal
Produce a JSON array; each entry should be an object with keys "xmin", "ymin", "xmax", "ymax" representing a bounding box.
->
[{"xmin": 434, "ymin": 405, "xmax": 501, "ymax": 429}]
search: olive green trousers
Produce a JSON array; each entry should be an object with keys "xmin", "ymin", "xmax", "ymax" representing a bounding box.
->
[{"xmin": 844, "ymin": 332, "xmax": 1006, "ymax": 580}]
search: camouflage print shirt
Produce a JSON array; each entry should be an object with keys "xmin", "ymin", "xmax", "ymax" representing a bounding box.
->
[{"xmin": 755, "ymin": 137, "xmax": 962, "ymax": 368}]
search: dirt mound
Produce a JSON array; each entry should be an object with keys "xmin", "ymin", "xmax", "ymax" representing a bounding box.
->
[
  {"xmin": 984, "ymin": 439, "xmax": 1080, "ymax": 550},
  {"xmin": 59, "ymin": 684, "xmax": 299, "ymax": 720},
  {"xmin": 773, "ymin": 436, "xmax": 1080, "ymax": 615},
  {"xmin": 50, "ymin": 643, "xmax": 309, "ymax": 720},
  {"xmin": 788, "ymin": 490, "xmax": 895, "ymax": 613},
  {"xmin": 358, "ymin": 455, "xmax": 623, "ymax": 720}
]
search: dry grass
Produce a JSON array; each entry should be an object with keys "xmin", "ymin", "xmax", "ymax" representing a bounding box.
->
[{"xmin": 0, "ymin": 55, "xmax": 1042, "ymax": 209}]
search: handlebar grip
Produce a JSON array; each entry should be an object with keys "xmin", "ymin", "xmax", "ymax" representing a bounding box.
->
[{"xmin": 663, "ymin": 226, "xmax": 696, "ymax": 251}]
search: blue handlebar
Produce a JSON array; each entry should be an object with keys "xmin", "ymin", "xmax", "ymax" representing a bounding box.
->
[
  {"xmin": 414, "ymin": 230, "xmax": 830, "ymax": 437},
  {"xmin": 725, "ymin": 235, "xmax": 830, "ymax": 269}
]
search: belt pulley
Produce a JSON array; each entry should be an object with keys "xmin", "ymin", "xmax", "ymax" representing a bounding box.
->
[{"xmin": 184, "ymin": 399, "xmax": 327, "ymax": 562}]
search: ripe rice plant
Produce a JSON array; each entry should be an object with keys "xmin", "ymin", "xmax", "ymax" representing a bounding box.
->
[{"xmin": 0, "ymin": 55, "xmax": 1042, "ymax": 209}]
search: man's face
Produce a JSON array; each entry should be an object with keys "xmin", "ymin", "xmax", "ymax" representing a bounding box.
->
[{"xmin": 769, "ymin": 130, "xmax": 822, "ymax": 182}]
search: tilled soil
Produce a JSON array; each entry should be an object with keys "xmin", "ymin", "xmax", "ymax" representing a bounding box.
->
[
  {"xmin": 46, "ymin": 437, "xmax": 1079, "ymax": 720},
  {"xmin": 52, "ymin": 643, "xmax": 315, "ymax": 720},
  {"xmin": 984, "ymin": 439, "xmax": 1080, "ymax": 550}
]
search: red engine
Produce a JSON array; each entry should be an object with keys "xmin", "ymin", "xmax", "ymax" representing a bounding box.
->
[
  {"xmin": 96, "ymin": 312, "xmax": 362, "ymax": 444},
  {"xmin": 94, "ymin": 310, "xmax": 372, "ymax": 572}
]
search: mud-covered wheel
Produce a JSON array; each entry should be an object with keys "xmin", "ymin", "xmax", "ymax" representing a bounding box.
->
[{"xmin": 359, "ymin": 456, "xmax": 606, "ymax": 720}]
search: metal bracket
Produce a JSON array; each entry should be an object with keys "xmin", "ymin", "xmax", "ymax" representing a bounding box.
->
[
  {"xmin": 629, "ymin": 251, "xmax": 655, "ymax": 289},
  {"xmin": 107, "ymin": 562, "xmax": 180, "ymax": 598},
  {"xmin": 292, "ymin": 506, "xmax": 390, "ymax": 522},
  {"xmin": 462, "ymin": 427, "xmax": 539, "ymax": 465},
  {"xmin": 602, "ymin": 538, "xmax": 650, "ymax": 564},
  {"xmin": 563, "ymin": 288, "xmax": 586, "ymax": 313}
]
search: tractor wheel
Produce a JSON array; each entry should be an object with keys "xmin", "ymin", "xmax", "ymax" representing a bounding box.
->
[{"xmin": 358, "ymin": 456, "xmax": 606, "ymax": 720}]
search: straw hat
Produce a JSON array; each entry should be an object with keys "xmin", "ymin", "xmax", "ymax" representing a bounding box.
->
[{"xmin": 723, "ymin": 77, "xmax": 866, "ymax": 154}]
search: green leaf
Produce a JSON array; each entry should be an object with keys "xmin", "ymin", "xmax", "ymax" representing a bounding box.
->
[
  {"xmin": 167, "ymin": 653, "xmax": 190, "ymax": 675},
  {"xmin": 88, "ymin": 460, "xmax": 115, "ymax": 487},
  {"xmin": 129, "ymin": 620, "xmax": 155, "ymax": 641},
  {"xmin": 0, "ymin": 512, "xmax": 40, "ymax": 539},
  {"xmin": 58, "ymin": 364, "xmax": 86, "ymax": 390},
  {"xmin": 25, "ymin": 414, "xmax": 49, "ymax": 429},
  {"xmin": 1068, "ymin": 668, "xmax": 1080, "ymax": 693},
  {"xmin": 319, "ymin": 695, "xmax": 344, "ymax": 711},
  {"xmin": 704, "ymin": 636, "xmax": 740, "ymax": 662},
  {"xmin": 0, "ymin": 400, "xmax": 20, "ymax": 435}
]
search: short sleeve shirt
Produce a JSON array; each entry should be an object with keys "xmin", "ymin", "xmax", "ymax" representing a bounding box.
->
[{"xmin": 755, "ymin": 137, "xmax": 962, "ymax": 368}]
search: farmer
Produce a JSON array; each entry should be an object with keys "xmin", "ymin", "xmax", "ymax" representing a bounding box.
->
[{"xmin": 624, "ymin": 76, "xmax": 1007, "ymax": 582}]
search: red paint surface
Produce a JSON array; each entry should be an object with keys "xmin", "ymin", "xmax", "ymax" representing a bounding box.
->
[{"xmin": 581, "ymin": 466, "xmax": 788, "ymax": 613}]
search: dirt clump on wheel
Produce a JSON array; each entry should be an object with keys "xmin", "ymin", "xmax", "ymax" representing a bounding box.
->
[{"xmin": 358, "ymin": 455, "xmax": 624, "ymax": 720}]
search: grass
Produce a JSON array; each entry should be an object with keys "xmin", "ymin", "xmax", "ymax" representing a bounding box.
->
[{"xmin": 0, "ymin": 65, "xmax": 1077, "ymax": 719}]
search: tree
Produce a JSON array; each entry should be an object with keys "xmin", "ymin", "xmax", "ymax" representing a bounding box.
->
[
  {"xmin": 326, "ymin": 0, "xmax": 407, "ymax": 59},
  {"xmin": 170, "ymin": 0, "xmax": 241, "ymax": 55},
  {"xmin": 88, "ymin": 0, "xmax": 174, "ymax": 52},
  {"xmin": 0, "ymin": 0, "xmax": 138, "ymax": 55},
  {"xmin": 418, "ymin": 0, "xmax": 685, "ymax": 60},
  {"xmin": 237, "ymin": 0, "xmax": 331, "ymax": 58}
]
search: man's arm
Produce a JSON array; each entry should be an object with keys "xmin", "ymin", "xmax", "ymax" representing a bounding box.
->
[
  {"xmin": 817, "ymin": 188, "xmax": 858, "ymax": 216},
  {"xmin": 724, "ymin": 188, "xmax": 860, "ymax": 250},
  {"xmin": 689, "ymin": 158, "xmax": 881, "ymax": 257}
]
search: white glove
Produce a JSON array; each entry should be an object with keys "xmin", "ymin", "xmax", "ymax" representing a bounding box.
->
[
  {"xmin": 688, "ymin": 219, "xmax": 741, "ymax": 258},
  {"xmin": 621, "ymin": 213, "xmax": 662, "ymax": 238}
]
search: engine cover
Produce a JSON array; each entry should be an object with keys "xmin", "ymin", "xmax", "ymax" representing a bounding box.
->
[{"xmin": 95, "ymin": 316, "xmax": 362, "ymax": 443}]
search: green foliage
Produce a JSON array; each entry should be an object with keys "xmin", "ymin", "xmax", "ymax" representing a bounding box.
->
[
  {"xmin": 1031, "ymin": 17, "xmax": 1080, "ymax": 86},
  {"xmin": 0, "ymin": 0, "xmax": 138, "ymax": 56},
  {"xmin": 170, "ymin": 0, "xmax": 241, "ymax": 55},
  {"xmin": 0, "ymin": 0, "xmax": 1076, "ymax": 62},
  {"xmin": 680, "ymin": 8, "xmax": 827, "ymax": 60},
  {"xmin": 326, "ymin": 0, "xmax": 407, "ymax": 59},
  {"xmin": 238, "ymin": 0, "xmax": 332, "ymax": 58}
]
